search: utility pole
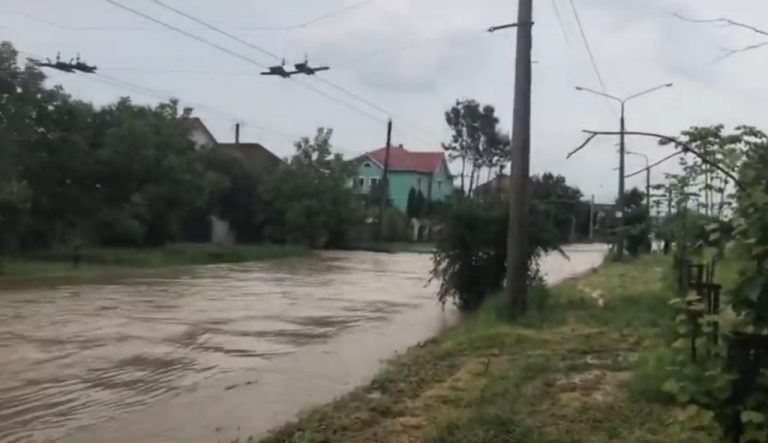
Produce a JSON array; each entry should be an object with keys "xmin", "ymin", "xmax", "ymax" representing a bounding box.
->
[
  {"xmin": 504, "ymin": 0, "xmax": 533, "ymax": 314},
  {"xmin": 573, "ymin": 82, "xmax": 673, "ymax": 259},
  {"xmin": 235, "ymin": 123, "xmax": 241, "ymax": 145},
  {"xmin": 589, "ymin": 195, "xmax": 595, "ymax": 241},
  {"xmin": 377, "ymin": 119, "xmax": 393, "ymax": 241},
  {"xmin": 618, "ymin": 104, "xmax": 626, "ymax": 258}
]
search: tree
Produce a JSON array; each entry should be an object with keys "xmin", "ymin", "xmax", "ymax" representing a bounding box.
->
[
  {"xmin": 0, "ymin": 41, "xmax": 222, "ymax": 250},
  {"xmin": 443, "ymin": 100, "xmax": 508, "ymax": 194},
  {"xmin": 622, "ymin": 188, "xmax": 650, "ymax": 256},
  {"xmin": 261, "ymin": 128, "xmax": 363, "ymax": 248},
  {"xmin": 531, "ymin": 173, "xmax": 588, "ymax": 242},
  {"xmin": 406, "ymin": 188, "xmax": 418, "ymax": 219},
  {"xmin": 661, "ymin": 125, "xmax": 744, "ymax": 220}
]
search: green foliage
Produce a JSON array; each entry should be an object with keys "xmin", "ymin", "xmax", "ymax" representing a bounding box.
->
[
  {"xmin": 658, "ymin": 125, "xmax": 768, "ymax": 443},
  {"xmin": 430, "ymin": 199, "xmax": 508, "ymax": 311},
  {"xmin": 430, "ymin": 187, "xmax": 567, "ymax": 312},
  {"xmin": 531, "ymin": 172, "xmax": 589, "ymax": 242},
  {"xmin": 623, "ymin": 188, "xmax": 651, "ymax": 256},
  {"xmin": 261, "ymin": 128, "xmax": 363, "ymax": 248},
  {"xmin": 443, "ymin": 99, "xmax": 510, "ymax": 193},
  {"xmin": 380, "ymin": 208, "xmax": 410, "ymax": 242},
  {"xmin": 0, "ymin": 41, "xmax": 215, "ymax": 250}
]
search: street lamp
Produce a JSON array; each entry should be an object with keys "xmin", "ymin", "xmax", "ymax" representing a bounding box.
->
[{"xmin": 575, "ymin": 82, "xmax": 673, "ymax": 258}]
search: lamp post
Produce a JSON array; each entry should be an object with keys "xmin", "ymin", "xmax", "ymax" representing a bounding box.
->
[{"xmin": 575, "ymin": 82, "xmax": 673, "ymax": 258}]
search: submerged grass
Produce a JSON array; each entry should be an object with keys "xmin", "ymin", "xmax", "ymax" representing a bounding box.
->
[
  {"xmin": 260, "ymin": 256, "xmax": 723, "ymax": 443},
  {"xmin": 1, "ymin": 243, "xmax": 309, "ymax": 279}
]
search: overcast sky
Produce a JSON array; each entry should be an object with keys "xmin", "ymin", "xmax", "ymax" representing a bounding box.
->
[{"xmin": 2, "ymin": 0, "xmax": 767, "ymax": 203}]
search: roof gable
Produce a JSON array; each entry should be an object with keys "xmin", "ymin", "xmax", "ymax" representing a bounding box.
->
[
  {"xmin": 217, "ymin": 143, "xmax": 283, "ymax": 174},
  {"xmin": 185, "ymin": 117, "xmax": 217, "ymax": 145},
  {"xmin": 363, "ymin": 146, "xmax": 446, "ymax": 174}
]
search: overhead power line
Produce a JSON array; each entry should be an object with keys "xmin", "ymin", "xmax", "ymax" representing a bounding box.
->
[
  {"xmin": 245, "ymin": 0, "xmax": 377, "ymax": 31},
  {"xmin": 568, "ymin": 0, "xmax": 608, "ymax": 94},
  {"xmin": 550, "ymin": 0, "xmax": 571, "ymax": 47},
  {"xmin": 103, "ymin": 0, "xmax": 271, "ymax": 69},
  {"xmin": 105, "ymin": 0, "xmax": 386, "ymax": 124},
  {"xmin": 148, "ymin": 0, "xmax": 280, "ymax": 60},
  {"xmin": 17, "ymin": 49, "xmax": 324, "ymax": 146},
  {"xmin": 131, "ymin": 0, "xmax": 442, "ymax": 144},
  {"xmin": 21, "ymin": 1, "xmax": 376, "ymax": 32}
]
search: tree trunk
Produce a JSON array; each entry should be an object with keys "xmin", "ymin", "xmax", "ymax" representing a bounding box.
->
[{"xmin": 468, "ymin": 162, "xmax": 476, "ymax": 195}]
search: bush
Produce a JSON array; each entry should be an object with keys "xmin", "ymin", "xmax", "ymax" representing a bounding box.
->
[
  {"xmin": 381, "ymin": 208, "xmax": 410, "ymax": 242},
  {"xmin": 431, "ymin": 197, "xmax": 563, "ymax": 312}
]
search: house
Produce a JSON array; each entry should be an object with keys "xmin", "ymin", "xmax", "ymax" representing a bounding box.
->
[
  {"xmin": 185, "ymin": 118, "xmax": 282, "ymax": 243},
  {"xmin": 353, "ymin": 145, "xmax": 454, "ymax": 213},
  {"xmin": 186, "ymin": 117, "xmax": 218, "ymax": 150},
  {"xmin": 473, "ymin": 175, "xmax": 510, "ymax": 201}
]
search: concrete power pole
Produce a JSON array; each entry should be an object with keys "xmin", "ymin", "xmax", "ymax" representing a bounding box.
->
[
  {"xmin": 617, "ymin": 104, "xmax": 626, "ymax": 259},
  {"xmin": 377, "ymin": 119, "xmax": 393, "ymax": 241},
  {"xmin": 505, "ymin": 0, "xmax": 533, "ymax": 314},
  {"xmin": 589, "ymin": 195, "xmax": 595, "ymax": 241}
]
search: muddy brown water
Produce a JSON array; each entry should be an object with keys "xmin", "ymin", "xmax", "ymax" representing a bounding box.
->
[{"xmin": 0, "ymin": 246, "xmax": 606, "ymax": 443}]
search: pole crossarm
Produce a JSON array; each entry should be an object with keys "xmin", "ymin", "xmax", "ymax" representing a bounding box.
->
[
  {"xmin": 581, "ymin": 130, "xmax": 745, "ymax": 190},
  {"xmin": 487, "ymin": 22, "xmax": 533, "ymax": 33}
]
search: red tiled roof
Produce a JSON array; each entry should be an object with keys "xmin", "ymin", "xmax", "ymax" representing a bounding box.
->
[{"xmin": 364, "ymin": 146, "xmax": 446, "ymax": 174}]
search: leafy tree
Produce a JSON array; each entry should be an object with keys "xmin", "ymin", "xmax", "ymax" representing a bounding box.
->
[
  {"xmin": 431, "ymin": 173, "xmax": 583, "ymax": 311},
  {"xmin": 261, "ymin": 128, "xmax": 363, "ymax": 248},
  {"xmin": 406, "ymin": 188, "xmax": 418, "ymax": 219},
  {"xmin": 661, "ymin": 125, "xmax": 744, "ymax": 220},
  {"xmin": 622, "ymin": 188, "xmax": 650, "ymax": 256},
  {"xmin": 0, "ymin": 41, "xmax": 222, "ymax": 250},
  {"xmin": 531, "ymin": 173, "xmax": 588, "ymax": 242},
  {"xmin": 443, "ymin": 100, "xmax": 509, "ymax": 194}
]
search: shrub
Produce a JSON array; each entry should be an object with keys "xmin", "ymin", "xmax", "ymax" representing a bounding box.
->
[{"xmin": 431, "ymin": 197, "xmax": 563, "ymax": 312}]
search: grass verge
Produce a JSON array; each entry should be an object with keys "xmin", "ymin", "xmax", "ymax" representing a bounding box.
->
[
  {"xmin": 259, "ymin": 256, "xmax": 723, "ymax": 443},
  {"xmin": 1, "ymin": 243, "xmax": 310, "ymax": 279}
]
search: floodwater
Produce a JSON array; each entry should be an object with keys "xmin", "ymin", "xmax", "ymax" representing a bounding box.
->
[{"xmin": 0, "ymin": 245, "xmax": 607, "ymax": 443}]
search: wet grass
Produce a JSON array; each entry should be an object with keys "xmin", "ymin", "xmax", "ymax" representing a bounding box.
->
[
  {"xmin": 259, "ymin": 255, "xmax": 726, "ymax": 443},
  {"xmin": 1, "ymin": 243, "xmax": 310, "ymax": 279}
]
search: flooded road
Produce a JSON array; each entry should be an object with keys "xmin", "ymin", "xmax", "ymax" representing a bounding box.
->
[{"xmin": 0, "ymin": 245, "xmax": 606, "ymax": 443}]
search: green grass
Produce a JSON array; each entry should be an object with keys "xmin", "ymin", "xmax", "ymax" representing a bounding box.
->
[
  {"xmin": 1, "ymin": 243, "xmax": 310, "ymax": 279},
  {"xmin": 259, "ymin": 256, "xmax": 734, "ymax": 443}
]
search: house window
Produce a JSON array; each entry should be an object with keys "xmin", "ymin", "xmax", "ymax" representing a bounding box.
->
[
  {"xmin": 437, "ymin": 180, "xmax": 442, "ymax": 192},
  {"xmin": 363, "ymin": 162, "xmax": 372, "ymax": 168},
  {"xmin": 371, "ymin": 177, "xmax": 380, "ymax": 188},
  {"xmin": 356, "ymin": 177, "xmax": 366, "ymax": 189}
]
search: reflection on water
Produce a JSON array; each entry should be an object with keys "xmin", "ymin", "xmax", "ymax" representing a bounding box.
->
[{"xmin": 0, "ymin": 246, "xmax": 606, "ymax": 443}]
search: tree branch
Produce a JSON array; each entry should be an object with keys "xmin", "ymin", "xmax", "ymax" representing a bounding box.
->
[
  {"xmin": 672, "ymin": 12, "xmax": 768, "ymax": 61},
  {"xmin": 582, "ymin": 130, "xmax": 745, "ymax": 190},
  {"xmin": 566, "ymin": 133, "xmax": 598, "ymax": 159},
  {"xmin": 671, "ymin": 12, "xmax": 768, "ymax": 37},
  {"xmin": 717, "ymin": 41, "xmax": 768, "ymax": 61}
]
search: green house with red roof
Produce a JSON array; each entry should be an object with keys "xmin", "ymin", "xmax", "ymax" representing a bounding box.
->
[{"xmin": 353, "ymin": 145, "xmax": 454, "ymax": 213}]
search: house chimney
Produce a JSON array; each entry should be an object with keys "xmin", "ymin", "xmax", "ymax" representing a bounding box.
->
[{"xmin": 235, "ymin": 123, "xmax": 241, "ymax": 145}]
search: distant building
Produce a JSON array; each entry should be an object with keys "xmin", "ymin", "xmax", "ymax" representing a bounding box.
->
[
  {"xmin": 473, "ymin": 175, "xmax": 511, "ymax": 201},
  {"xmin": 352, "ymin": 145, "xmax": 454, "ymax": 213},
  {"xmin": 186, "ymin": 117, "xmax": 218, "ymax": 150},
  {"xmin": 185, "ymin": 118, "xmax": 282, "ymax": 243}
]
